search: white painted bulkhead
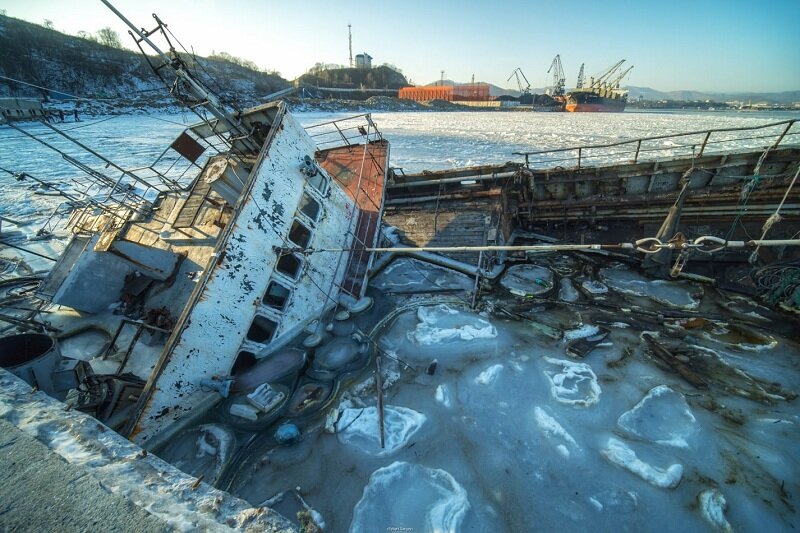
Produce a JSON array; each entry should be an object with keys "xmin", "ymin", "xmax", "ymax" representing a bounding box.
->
[{"xmin": 132, "ymin": 111, "xmax": 361, "ymax": 444}]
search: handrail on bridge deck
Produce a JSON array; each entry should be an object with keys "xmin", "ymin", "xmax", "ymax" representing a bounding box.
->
[
  {"xmin": 304, "ymin": 113, "xmax": 384, "ymax": 150},
  {"xmin": 513, "ymin": 119, "xmax": 800, "ymax": 170}
]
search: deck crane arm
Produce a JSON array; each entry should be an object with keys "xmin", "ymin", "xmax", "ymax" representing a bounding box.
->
[
  {"xmin": 608, "ymin": 65, "xmax": 634, "ymax": 88},
  {"xmin": 576, "ymin": 63, "xmax": 585, "ymax": 89},
  {"xmin": 591, "ymin": 59, "xmax": 626, "ymax": 89}
]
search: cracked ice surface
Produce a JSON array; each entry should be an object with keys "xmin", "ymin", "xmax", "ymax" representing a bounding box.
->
[
  {"xmin": 407, "ymin": 304, "xmax": 497, "ymax": 346},
  {"xmin": 601, "ymin": 438, "xmax": 683, "ymax": 489},
  {"xmin": 350, "ymin": 461, "xmax": 469, "ymax": 533},
  {"xmin": 543, "ymin": 357, "xmax": 601, "ymax": 406},
  {"xmin": 336, "ymin": 405, "xmax": 425, "ymax": 457},
  {"xmin": 617, "ymin": 385, "xmax": 697, "ymax": 448}
]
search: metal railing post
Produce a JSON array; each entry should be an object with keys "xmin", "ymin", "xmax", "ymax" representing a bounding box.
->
[{"xmin": 697, "ymin": 131, "xmax": 713, "ymax": 157}]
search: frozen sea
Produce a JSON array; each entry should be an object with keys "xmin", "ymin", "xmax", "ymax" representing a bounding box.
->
[
  {"xmin": 1, "ymin": 108, "xmax": 800, "ymax": 531},
  {"xmin": 1, "ymin": 108, "xmax": 797, "ymax": 239}
]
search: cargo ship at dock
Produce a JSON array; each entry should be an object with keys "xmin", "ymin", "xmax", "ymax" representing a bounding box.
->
[
  {"xmin": 565, "ymin": 58, "xmax": 632, "ymax": 112},
  {"xmin": 565, "ymin": 88, "xmax": 627, "ymax": 112}
]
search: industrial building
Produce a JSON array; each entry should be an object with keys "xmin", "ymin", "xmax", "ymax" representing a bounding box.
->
[
  {"xmin": 398, "ymin": 83, "xmax": 490, "ymax": 102},
  {"xmin": 355, "ymin": 53, "xmax": 372, "ymax": 69}
]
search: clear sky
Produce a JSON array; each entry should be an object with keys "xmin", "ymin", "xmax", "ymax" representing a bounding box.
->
[{"xmin": 2, "ymin": 0, "xmax": 799, "ymax": 93}]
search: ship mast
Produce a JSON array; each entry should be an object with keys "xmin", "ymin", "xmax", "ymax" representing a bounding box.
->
[{"xmin": 100, "ymin": 0, "xmax": 260, "ymax": 156}]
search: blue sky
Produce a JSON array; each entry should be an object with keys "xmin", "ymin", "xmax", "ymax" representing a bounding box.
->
[{"xmin": 2, "ymin": 0, "xmax": 799, "ymax": 92}]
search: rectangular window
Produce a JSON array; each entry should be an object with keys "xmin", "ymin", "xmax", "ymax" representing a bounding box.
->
[
  {"xmin": 307, "ymin": 172, "xmax": 328, "ymax": 195},
  {"xmin": 299, "ymin": 192, "xmax": 321, "ymax": 221},
  {"xmin": 263, "ymin": 280, "xmax": 291, "ymax": 310},
  {"xmin": 276, "ymin": 253, "xmax": 302, "ymax": 279},
  {"xmin": 246, "ymin": 315, "xmax": 278, "ymax": 344},
  {"xmin": 288, "ymin": 219, "xmax": 312, "ymax": 248}
]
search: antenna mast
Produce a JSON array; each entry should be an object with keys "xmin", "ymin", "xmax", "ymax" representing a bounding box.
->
[
  {"xmin": 348, "ymin": 24, "xmax": 353, "ymax": 68},
  {"xmin": 100, "ymin": 0, "xmax": 260, "ymax": 155}
]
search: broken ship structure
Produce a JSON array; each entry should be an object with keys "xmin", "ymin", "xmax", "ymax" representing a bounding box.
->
[
  {"xmin": 1, "ymin": 6, "xmax": 388, "ymax": 448},
  {"xmin": 1, "ymin": 6, "xmax": 800, "ymax": 532}
]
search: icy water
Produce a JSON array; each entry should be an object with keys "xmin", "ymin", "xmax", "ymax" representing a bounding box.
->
[
  {"xmin": 1, "ymin": 109, "xmax": 799, "ymax": 531},
  {"xmin": 162, "ymin": 256, "xmax": 800, "ymax": 532}
]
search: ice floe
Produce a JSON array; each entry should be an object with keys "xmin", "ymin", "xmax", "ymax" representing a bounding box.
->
[
  {"xmin": 372, "ymin": 257, "xmax": 473, "ymax": 292},
  {"xmin": 599, "ymin": 267, "xmax": 701, "ymax": 309},
  {"xmin": 617, "ymin": 385, "xmax": 697, "ymax": 448},
  {"xmin": 533, "ymin": 406, "xmax": 580, "ymax": 457},
  {"xmin": 698, "ymin": 488, "xmax": 734, "ymax": 532},
  {"xmin": 336, "ymin": 405, "xmax": 425, "ymax": 456},
  {"xmin": 543, "ymin": 357, "xmax": 601, "ymax": 407},
  {"xmin": 408, "ymin": 304, "xmax": 497, "ymax": 346},
  {"xmin": 559, "ymin": 277, "xmax": 581, "ymax": 302},
  {"xmin": 500, "ymin": 264, "xmax": 555, "ymax": 297},
  {"xmin": 350, "ymin": 461, "xmax": 469, "ymax": 533},
  {"xmin": 601, "ymin": 438, "xmax": 683, "ymax": 489},
  {"xmin": 581, "ymin": 280, "xmax": 609, "ymax": 295}
]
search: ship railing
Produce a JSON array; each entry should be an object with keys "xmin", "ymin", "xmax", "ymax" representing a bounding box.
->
[
  {"xmin": 514, "ymin": 118, "xmax": 799, "ymax": 170},
  {"xmin": 304, "ymin": 113, "xmax": 384, "ymax": 150}
]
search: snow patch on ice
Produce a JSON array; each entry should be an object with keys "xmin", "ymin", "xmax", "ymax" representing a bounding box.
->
[
  {"xmin": 533, "ymin": 406, "xmax": 580, "ymax": 457},
  {"xmin": 543, "ymin": 357, "xmax": 601, "ymax": 407},
  {"xmin": 475, "ymin": 364, "xmax": 504, "ymax": 386},
  {"xmin": 564, "ymin": 324, "xmax": 601, "ymax": 341},
  {"xmin": 336, "ymin": 405, "xmax": 425, "ymax": 456},
  {"xmin": 408, "ymin": 304, "xmax": 497, "ymax": 345},
  {"xmin": 698, "ymin": 488, "xmax": 733, "ymax": 532},
  {"xmin": 601, "ymin": 438, "xmax": 683, "ymax": 489},
  {"xmin": 350, "ymin": 461, "xmax": 469, "ymax": 533},
  {"xmin": 435, "ymin": 384, "xmax": 452, "ymax": 408},
  {"xmin": 617, "ymin": 385, "xmax": 697, "ymax": 448}
]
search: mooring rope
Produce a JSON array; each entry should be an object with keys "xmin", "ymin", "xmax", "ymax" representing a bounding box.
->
[{"xmin": 749, "ymin": 165, "xmax": 800, "ymax": 264}]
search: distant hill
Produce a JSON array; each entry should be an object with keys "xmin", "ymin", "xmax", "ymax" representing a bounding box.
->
[
  {"xmin": 624, "ymin": 86, "xmax": 800, "ymax": 105},
  {"xmin": 298, "ymin": 66, "xmax": 408, "ymax": 90},
  {"xmin": 0, "ymin": 14, "xmax": 289, "ymax": 107}
]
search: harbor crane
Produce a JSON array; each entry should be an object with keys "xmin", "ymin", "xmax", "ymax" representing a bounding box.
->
[
  {"xmin": 507, "ymin": 67, "xmax": 531, "ymax": 95},
  {"xmin": 576, "ymin": 63, "xmax": 585, "ymax": 89},
  {"xmin": 546, "ymin": 54, "xmax": 565, "ymax": 97}
]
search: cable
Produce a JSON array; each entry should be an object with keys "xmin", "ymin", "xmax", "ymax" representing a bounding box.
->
[{"xmin": 0, "ymin": 74, "xmax": 114, "ymax": 101}]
